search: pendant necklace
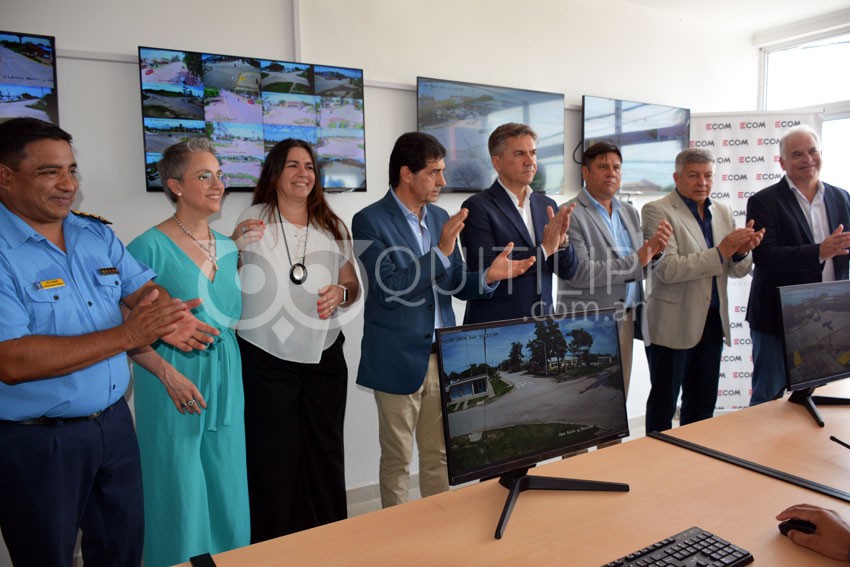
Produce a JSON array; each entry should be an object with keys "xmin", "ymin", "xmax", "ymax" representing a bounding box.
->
[
  {"xmin": 173, "ymin": 214, "xmax": 218, "ymax": 272},
  {"xmin": 277, "ymin": 205, "xmax": 309, "ymax": 285}
]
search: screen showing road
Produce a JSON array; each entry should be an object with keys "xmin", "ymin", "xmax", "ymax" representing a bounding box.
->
[
  {"xmin": 779, "ymin": 280, "xmax": 850, "ymax": 391},
  {"xmin": 436, "ymin": 310, "xmax": 628, "ymax": 484},
  {"xmin": 139, "ymin": 46, "xmax": 365, "ymax": 192},
  {"xmin": 0, "ymin": 30, "xmax": 58, "ymax": 125}
]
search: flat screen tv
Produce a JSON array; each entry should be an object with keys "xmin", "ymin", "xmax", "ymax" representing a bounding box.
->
[
  {"xmin": 138, "ymin": 46, "xmax": 365, "ymax": 192},
  {"xmin": 417, "ymin": 77, "xmax": 565, "ymax": 194},
  {"xmin": 581, "ymin": 95, "xmax": 690, "ymax": 194},
  {"xmin": 778, "ymin": 280, "xmax": 850, "ymax": 426},
  {"xmin": 0, "ymin": 30, "xmax": 59, "ymax": 125},
  {"xmin": 435, "ymin": 309, "xmax": 629, "ymax": 538}
]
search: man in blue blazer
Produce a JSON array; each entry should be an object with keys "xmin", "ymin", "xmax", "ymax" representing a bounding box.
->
[
  {"xmin": 461, "ymin": 123, "xmax": 578, "ymax": 325},
  {"xmin": 746, "ymin": 125, "xmax": 850, "ymax": 405},
  {"xmin": 352, "ymin": 132, "xmax": 534, "ymax": 507}
]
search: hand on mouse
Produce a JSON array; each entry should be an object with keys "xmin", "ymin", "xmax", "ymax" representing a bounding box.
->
[
  {"xmin": 778, "ymin": 518, "xmax": 816, "ymax": 536},
  {"xmin": 777, "ymin": 504, "xmax": 850, "ymax": 561}
]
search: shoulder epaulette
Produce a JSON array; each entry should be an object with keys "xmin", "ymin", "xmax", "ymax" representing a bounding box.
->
[{"xmin": 71, "ymin": 210, "xmax": 112, "ymax": 225}]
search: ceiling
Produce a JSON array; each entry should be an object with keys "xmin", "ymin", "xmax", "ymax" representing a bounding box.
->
[{"xmin": 624, "ymin": 0, "xmax": 850, "ymax": 36}]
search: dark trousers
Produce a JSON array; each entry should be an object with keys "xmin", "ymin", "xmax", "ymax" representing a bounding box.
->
[
  {"xmin": 239, "ymin": 335, "xmax": 348, "ymax": 544},
  {"xmin": 0, "ymin": 397, "xmax": 143, "ymax": 567},
  {"xmin": 645, "ymin": 309, "xmax": 724, "ymax": 433}
]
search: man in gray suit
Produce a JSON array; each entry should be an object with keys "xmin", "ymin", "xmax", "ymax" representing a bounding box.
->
[
  {"xmin": 641, "ymin": 148, "xmax": 763, "ymax": 432},
  {"xmin": 558, "ymin": 142, "xmax": 671, "ymax": 397}
]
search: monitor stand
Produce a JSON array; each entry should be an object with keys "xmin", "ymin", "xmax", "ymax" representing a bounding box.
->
[
  {"xmin": 789, "ymin": 387, "xmax": 850, "ymax": 427},
  {"xmin": 494, "ymin": 467, "xmax": 629, "ymax": 539}
]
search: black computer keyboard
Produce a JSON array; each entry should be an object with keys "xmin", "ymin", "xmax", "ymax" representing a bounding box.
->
[{"xmin": 601, "ymin": 526, "xmax": 754, "ymax": 567}]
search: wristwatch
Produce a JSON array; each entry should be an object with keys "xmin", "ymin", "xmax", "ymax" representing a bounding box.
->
[{"xmin": 338, "ymin": 284, "xmax": 349, "ymax": 306}]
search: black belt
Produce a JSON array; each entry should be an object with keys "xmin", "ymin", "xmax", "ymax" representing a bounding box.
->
[{"xmin": 0, "ymin": 401, "xmax": 117, "ymax": 426}]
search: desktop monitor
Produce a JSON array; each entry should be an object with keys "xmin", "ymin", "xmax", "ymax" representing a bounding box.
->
[
  {"xmin": 581, "ymin": 95, "xmax": 689, "ymax": 194},
  {"xmin": 778, "ymin": 279, "xmax": 850, "ymax": 426},
  {"xmin": 417, "ymin": 76, "xmax": 565, "ymax": 194},
  {"xmin": 0, "ymin": 30, "xmax": 59, "ymax": 125},
  {"xmin": 138, "ymin": 46, "xmax": 366, "ymax": 193},
  {"xmin": 435, "ymin": 309, "xmax": 630, "ymax": 537}
]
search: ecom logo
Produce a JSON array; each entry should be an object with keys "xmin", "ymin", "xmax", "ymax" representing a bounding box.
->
[
  {"xmin": 705, "ymin": 122, "xmax": 732, "ymax": 130},
  {"xmin": 739, "ymin": 156, "xmax": 765, "ymax": 163},
  {"xmin": 739, "ymin": 121, "xmax": 766, "ymax": 129},
  {"xmin": 718, "ymin": 389, "xmax": 742, "ymax": 396},
  {"xmin": 689, "ymin": 140, "xmax": 715, "ymax": 148},
  {"xmin": 756, "ymin": 173, "xmax": 782, "ymax": 181},
  {"xmin": 758, "ymin": 137, "xmax": 780, "ymax": 146},
  {"xmin": 723, "ymin": 139, "xmax": 749, "ymax": 147},
  {"xmin": 775, "ymin": 120, "xmax": 801, "ymax": 128},
  {"xmin": 722, "ymin": 174, "xmax": 748, "ymax": 181}
]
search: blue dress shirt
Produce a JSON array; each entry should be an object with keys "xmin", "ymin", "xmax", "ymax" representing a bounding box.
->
[
  {"xmin": 584, "ymin": 188, "xmax": 640, "ymax": 308},
  {"xmin": 0, "ymin": 202, "xmax": 154, "ymax": 420}
]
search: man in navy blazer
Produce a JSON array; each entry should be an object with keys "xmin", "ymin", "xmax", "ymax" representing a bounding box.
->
[
  {"xmin": 352, "ymin": 132, "xmax": 534, "ymax": 507},
  {"xmin": 461, "ymin": 123, "xmax": 578, "ymax": 324},
  {"xmin": 746, "ymin": 125, "xmax": 850, "ymax": 405}
]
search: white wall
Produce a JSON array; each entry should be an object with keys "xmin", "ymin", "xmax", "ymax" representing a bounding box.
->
[{"xmin": 2, "ymin": 3, "xmax": 762, "ymax": 558}]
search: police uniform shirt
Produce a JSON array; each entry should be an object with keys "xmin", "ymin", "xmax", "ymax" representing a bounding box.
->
[{"xmin": 0, "ymin": 201, "xmax": 155, "ymax": 420}]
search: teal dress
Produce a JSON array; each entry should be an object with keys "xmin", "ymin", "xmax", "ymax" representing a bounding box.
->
[{"xmin": 128, "ymin": 228, "xmax": 249, "ymax": 567}]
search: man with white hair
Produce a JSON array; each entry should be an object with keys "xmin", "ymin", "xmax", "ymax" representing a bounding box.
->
[{"xmin": 746, "ymin": 125, "xmax": 850, "ymax": 405}]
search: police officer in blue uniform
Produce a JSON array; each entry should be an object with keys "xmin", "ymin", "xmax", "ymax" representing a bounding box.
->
[{"xmin": 0, "ymin": 118, "xmax": 217, "ymax": 567}]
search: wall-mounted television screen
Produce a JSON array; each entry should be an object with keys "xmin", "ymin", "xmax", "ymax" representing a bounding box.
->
[
  {"xmin": 582, "ymin": 95, "xmax": 690, "ymax": 194},
  {"xmin": 778, "ymin": 279, "xmax": 850, "ymax": 426},
  {"xmin": 417, "ymin": 77, "xmax": 565, "ymax": 194},
  {"xmin": 139, "ymin": 46, "xmax": 365, "ymax": 192},
  {"xmin": 0, "ymin": 30, "xmax": 59, "ymax": 125}
]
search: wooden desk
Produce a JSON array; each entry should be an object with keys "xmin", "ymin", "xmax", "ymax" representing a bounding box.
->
[
  {"xmin": 179, "ymin": 391, "xmax": 850, "ymax": 566},
  {"xmin": 667, "ymin": 381, "xmax": 850, "ymax": 493}
]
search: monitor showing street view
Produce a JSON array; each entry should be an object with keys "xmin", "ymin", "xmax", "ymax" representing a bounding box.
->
[
  {"xmin": 417, "ymin": 77, "xmax": 565, "ymax": 194},
  {"xmin": 778, "ymin": 280, "xmax": 850, "ymax": 392},
  {"xmin": 436, "ymin": 310, "xmax": 628, "ymax": 485},
  {"xmin": 582, "ymin": 95, "xmax": 690, "ymax": 194},
  {"xmin": 0, "ymin": 30, "xmax": 58, "ymax": 124},
  {"xmin": 139, "ymin": 46, "xmax": 365, "ymax": 192}
]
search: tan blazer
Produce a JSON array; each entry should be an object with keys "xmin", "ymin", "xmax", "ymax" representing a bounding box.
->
[{"xmin": 641, "ymin": 191, "xmax": 751, "ymax": 350}]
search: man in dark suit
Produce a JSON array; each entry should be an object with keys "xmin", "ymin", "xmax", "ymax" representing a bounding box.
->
[
  {"xmin": 461, "ymin": 123, "xmax": 578, "ymax": 324},
  {"xmin": 352, "ymin": 132, "xmax": 534, "ymax": 507},
  {"xmin": 746, "ymin": 125, "xmax": 850, "ymax": 405}
]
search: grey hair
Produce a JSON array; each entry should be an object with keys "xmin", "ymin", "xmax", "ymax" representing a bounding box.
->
[
  {"xmin": 157, "ymin": 137, "xmax": 217, "ymax": 203},
  {"xmin": 675, "ymin": 147, "xmax": 716, "ymax": 174},
  {"xmin": 488, "ymin": 123, "xmax": 538, "ymax": 157},
  {"xmin": 779, "ymin": 124, "xmax": 820, "ymax": 159}
]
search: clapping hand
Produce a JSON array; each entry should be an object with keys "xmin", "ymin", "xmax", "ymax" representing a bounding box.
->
[
  {"xmin": 541, "ymin": 203, "xmax": 576, "ymax": 256},
  {"xmin": 485, "ymin": 242, "xmax": 536, "ymax": 284}
]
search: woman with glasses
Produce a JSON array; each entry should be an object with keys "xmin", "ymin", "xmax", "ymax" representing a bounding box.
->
[
  {"xmin": 127, "ymin": 138, "xmax": 250, "ymax": 567},
  {"xmin": 232, "ymin": 138, "xmax": 360, "ymax": 542}
]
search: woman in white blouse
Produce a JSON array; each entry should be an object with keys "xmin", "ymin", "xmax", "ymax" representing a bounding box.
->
[{"xmin": 233, "ymin": 138, "xmax": 360, "ymax": 542}]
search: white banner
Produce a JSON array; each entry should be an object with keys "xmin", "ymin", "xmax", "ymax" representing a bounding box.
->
[{"xmin": 689, "ymin": 112, "xmax": 822, "ymax": 411}]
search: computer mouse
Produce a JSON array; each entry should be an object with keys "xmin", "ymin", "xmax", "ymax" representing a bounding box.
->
[{"xmin": 779, "ymin": 518, "xmax": 817, "ymax": 536}]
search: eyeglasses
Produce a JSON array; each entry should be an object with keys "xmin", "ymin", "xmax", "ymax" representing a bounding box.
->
[{"xmin": 179, "ymin": 171, "xmax": 229, "ymax": 187}]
